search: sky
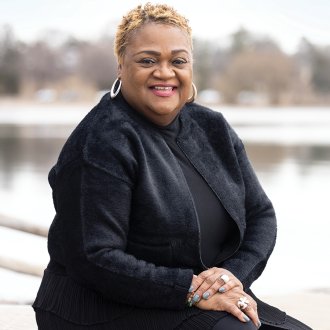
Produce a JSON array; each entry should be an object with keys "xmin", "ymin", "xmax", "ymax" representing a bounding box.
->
[{"xmin": 1, "ymin": 0, "xmax": 330, "ymax": 53}]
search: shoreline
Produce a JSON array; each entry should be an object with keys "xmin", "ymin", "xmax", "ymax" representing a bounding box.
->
[{"xmin": 1, "ymin": 103, "xmax": 330, "ymax": 145}]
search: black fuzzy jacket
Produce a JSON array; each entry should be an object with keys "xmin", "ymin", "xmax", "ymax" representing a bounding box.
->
[{"xmin": 33, "ymin": 93, "xmax": 310, "ymax": 329}]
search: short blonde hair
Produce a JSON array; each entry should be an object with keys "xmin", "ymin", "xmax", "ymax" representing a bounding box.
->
[{"xmin": 114, "ymin": 3, "xmax": 192, "ymax": 60}]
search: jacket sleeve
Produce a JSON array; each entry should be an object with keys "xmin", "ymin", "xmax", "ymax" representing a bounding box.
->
[
  {"xmin": 54, "ymin": 153, "xmax": 193, "ymax": 310},
  {"xmin": 220, "ymin": 127, "xmax": 277, "ymax": 289}
]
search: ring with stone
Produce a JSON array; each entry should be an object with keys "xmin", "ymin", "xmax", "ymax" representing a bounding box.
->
[
  {"xmin": 219, "ymin": 274, "xmax": 230, "ymax": 283},
  {"xmin": 237, "ymin": 296, "xmax": 249, "ymax": 310}
]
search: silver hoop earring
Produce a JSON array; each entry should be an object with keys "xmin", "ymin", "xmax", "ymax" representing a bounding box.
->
[
  {"xmin": 187, "ymin": 83, "xmax": 197, "ymax": 103},
  {"xmin": 110, "ymin": 78, "xmax": 122, "ymax": 99}
]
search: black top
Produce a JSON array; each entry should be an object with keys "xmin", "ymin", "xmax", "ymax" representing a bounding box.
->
[
  {"xmin": 155, "ymin": 115, "xmax": 236, "ymax": 267},
  {"xmin": 33, "ymin": 93, "xmax": 312, "ymax": 329}
]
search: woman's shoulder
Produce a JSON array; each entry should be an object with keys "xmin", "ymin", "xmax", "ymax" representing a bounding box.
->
[
  {"xmin": 180, "ymin": 102, "xmax": 246, "ymax": 156},
  {"xmin": 182, "ymin": 101, "xmax": 236, "ymax": 135},
  {"xmin": 55, "ymin": 93, "xmax": 139, "ymax": 170},
  {"xmin": 85, "ymin": 93, "xmax": 138, "ymax": 137},
  {"xmin": 182, "ymin": 102, "xmax": 239, "ymax": 142},
  {"xmin": 184, "ymin": 102, "xmax": 226, "ymax": 121}
]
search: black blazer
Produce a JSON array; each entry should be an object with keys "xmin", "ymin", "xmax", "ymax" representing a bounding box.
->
[{"xmin": 33, "ymin": 93, "xmax": 311, "ymax": 329}]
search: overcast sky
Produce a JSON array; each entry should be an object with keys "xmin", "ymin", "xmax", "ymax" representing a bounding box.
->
[{"xmin": 1, "ymin": 0, "xmax": 329, "ymax": 53}]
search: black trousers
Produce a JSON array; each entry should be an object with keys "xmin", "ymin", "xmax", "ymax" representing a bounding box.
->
[
  {"xmin": 187, "ymin": 313, "xmax": 258, "ymax": 330},
  {"xmin": 36, "ymin": 309, "xmax": 261, "ymax": 330}
]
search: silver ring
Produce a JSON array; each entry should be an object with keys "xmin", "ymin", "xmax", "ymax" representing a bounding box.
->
[
  {"xmin": 220, "ymin": 274, "xmax": 230, "ymax": 283},
  {"xmin": 237, "ymin": 297, "xmax": 249, "ymax": 310}
]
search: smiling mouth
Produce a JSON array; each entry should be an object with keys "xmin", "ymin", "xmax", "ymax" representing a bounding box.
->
[
  {"xmin": 150, "ymin": 86, "xmax": 177, "ymax": 97},
  {"xmin": 152, "ymin": 86, "xmax": 175, "ymax": 91},
  {"xmin": 153, "ymin": 86, "xmax": 173, "ymax": 91}
]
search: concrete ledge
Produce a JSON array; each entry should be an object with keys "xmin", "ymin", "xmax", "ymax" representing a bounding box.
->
[
  {"xmin": 0, "ymin": 305, "xmax": 37, "ymax": 330},
  {"xmin": 0, "ymin": 227, "xmax": 48, "ymax": 276},
  {"xmin": 260, "ymin": 291, "xmax": 330, "ymax": 330}
]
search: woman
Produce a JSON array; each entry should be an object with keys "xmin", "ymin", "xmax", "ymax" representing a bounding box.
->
[{"xmin": 33, "ymin": 3, "xmax": 311, "ymax": 330}]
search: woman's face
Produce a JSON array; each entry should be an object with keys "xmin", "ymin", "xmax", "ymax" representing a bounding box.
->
[{"xmin": 118, "ymin": 22, "xmax": 193, "ymax": 126}]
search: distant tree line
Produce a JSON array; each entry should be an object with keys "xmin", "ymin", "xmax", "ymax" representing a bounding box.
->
[{"xmin": 1, "ymin": 24, "xmax": 330, "ymax": 105}]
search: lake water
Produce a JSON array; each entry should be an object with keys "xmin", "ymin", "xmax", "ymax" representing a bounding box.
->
[{"xmin": 0, "ymin": 104, "xmax": 330, "ymax": 302}]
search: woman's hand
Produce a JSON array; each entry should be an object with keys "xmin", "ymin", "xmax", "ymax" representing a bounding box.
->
[
  {"xmin": 188, "ymin": 267, "xmax": 243, "ymax": 304},
  {"xmin": 196, "ymin": 287, "xmax": 261, "ymax": 328}
]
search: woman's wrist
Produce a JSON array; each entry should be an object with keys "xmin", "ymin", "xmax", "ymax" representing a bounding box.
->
[{"xmin": 186, "ymin": 275, "xmax": 196, "ymax": 307}]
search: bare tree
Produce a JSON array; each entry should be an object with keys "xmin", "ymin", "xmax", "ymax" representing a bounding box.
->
[
  {"xmin": 0, "ymin": 25, "xmax": 22, "ymax": 94},
  {"xmin": 22, "ymin": 41, "xmax": 66, "ymax": 88},
  {"xmin": 78, "ymin": 38, "xmax": 117, "ymax": 90},
  {"xmin": 220, "ymin": 49, "xmax": 295, "ymax": 104}
]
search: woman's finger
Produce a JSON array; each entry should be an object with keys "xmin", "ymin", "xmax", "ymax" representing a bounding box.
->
[
  {"xmin": 190, "ymin": 268, "xmax": 216, "ymax": 292},
  {"xmin": 217, "ymin": 274, "xmax": 243, "ymax": 294},
  {"xmin": 222, "ymin": 296, "xmax": 261, "ymax": 328},
  {"xmin": 192, "ymin": 272, "xmax": 222, "ymax": 302},
  {"xmin": 195, "ymin": 290, "xmax": 261, "ymax": 328},
  {"xmin": 200, "ymin": 273, "xmax": 237, "ymax": 299},
  {"xmin": 225, "ymin": 303, "xmax": 253, "ymax": 324},
  {"xmin": 190, "ymin": 268, "xmax": 243, "ymax": 304},
  {"xmin": 189, "ymin": 268, "xmax": 219, "ymax": 303},
  {"xmin": 236, "ymin": 296, "xmax": 261, "ymax": 328}
]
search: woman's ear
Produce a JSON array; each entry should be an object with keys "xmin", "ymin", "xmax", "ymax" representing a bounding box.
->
[{"xmin": 117, "ymin": 63, "xmax": 122, "ymax": 78}]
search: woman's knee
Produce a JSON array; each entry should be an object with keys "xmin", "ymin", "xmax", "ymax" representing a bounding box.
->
[{"xmin": 212, "ymin": 314, "xmax": 258, "ymax": 330}]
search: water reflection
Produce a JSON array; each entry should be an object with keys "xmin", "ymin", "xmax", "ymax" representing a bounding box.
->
[
  {"xmin": 0, "ymin": 137, "xmax": 62, "ymax": 178},
  {"xmin": 246, "ymin": 144, "xmax": 330, "ymax": 173},
  {"xmin": 0, "ymin": 136, "xmax": 64, "ymax": 227},
  {"xmin": 2, "ymin": 137, "xmax": 330, "ymax": 182}
]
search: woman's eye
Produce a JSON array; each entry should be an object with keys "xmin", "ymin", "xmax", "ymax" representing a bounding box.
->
[
  {"xmin": 139, "ymin": 58, "xmax": 156, "ymax": 65},
  {"xmin": 173, "ymin": 58, "xmax": 187, "ymax": 65}
]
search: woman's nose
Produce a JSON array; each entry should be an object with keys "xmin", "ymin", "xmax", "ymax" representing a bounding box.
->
[{"xmin": 153, "ymin": 63, "xmax": 175, "ymax": 79}]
